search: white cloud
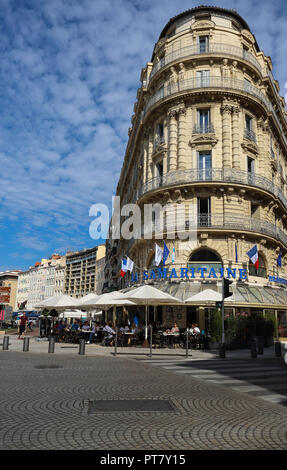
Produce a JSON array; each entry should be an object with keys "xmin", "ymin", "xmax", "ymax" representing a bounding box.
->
[{"xmin": 0, "ymin": 0, "xmax": 286, "ymax": 269}]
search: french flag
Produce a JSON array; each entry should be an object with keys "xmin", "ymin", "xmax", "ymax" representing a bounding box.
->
[
  {"xmin": 247, "ymin": 245, "xmax": 259, "ymax": 270},
  {"xmin": 120, "ymin": 258, "xmax": 128, "ymax": 278}
]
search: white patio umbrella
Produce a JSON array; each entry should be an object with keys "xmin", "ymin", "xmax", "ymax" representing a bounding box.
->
[
  {"xmin": 79, "ymin": 293, "xmax": 100, "ymax": 305},
  {"xmin": 77, "ymin": 291, "xmax": 135, "ymax": 324},
  {"xmin": 122, "ymin": 285, "xmax": 181, "ymax": 341},
  {"xmin": 185, "ymin": 289, "xmax": 222, "ymax": 304},
  {"xmin": 35, "ymin": 294, "xmax": 80, "ymax": 310}
]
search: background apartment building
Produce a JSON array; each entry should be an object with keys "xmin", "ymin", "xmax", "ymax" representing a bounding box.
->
[
  {"xmin": 0, "ymin": 271, "xmax": 21, "ymax": 316},
  {"xmin": 22, "ymin": 255, "xmax": 66, "ymax": 310},
  {"xmin": 65, "ymin": 245, "xmax": 106, "ymax": 298}
]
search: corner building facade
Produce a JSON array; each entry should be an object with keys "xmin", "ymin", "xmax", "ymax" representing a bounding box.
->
[{"xmin": 105, "ymin": 6, "xmax": 287, "ymax": 340}]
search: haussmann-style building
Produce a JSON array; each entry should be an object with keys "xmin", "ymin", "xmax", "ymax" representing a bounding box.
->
[{"xmin": 104, "ymin": 6, "xmax": 287, "ymax": 342}]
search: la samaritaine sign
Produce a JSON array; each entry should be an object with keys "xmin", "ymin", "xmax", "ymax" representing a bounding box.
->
[
  {"xmin": 131, "ymin": 266, "xmax": 247, "ymax": 283},
  {"xmin": 129, "ymin": 266, "xmax": 287, "ymax": 286}
]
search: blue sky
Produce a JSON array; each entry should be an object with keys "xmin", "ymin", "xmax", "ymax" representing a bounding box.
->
[{"xmin": 0, "ymin": 0, "xmax": 286, "ymax": 271}]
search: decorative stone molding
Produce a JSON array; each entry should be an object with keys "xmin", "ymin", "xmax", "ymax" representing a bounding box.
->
[
  {"xmin": 167, "ymin": 102, "xmax": 185, "ymax": 118},
  {"xmin": 189, "ymin": 134, "xmax": 218, "ymax": 149},
  {"xmin": 191, "ymin": 19, "xmax": 215, "ymax": 39},
  {"xmin": 241, "ymin": 139, "xmax": 259, "ymax": 155},
  {"xmin": 241, "ymin": 29, "xmax": 255, "ymax": 47}
]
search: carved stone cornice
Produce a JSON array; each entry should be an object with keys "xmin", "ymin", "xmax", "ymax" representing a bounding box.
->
[
  {"xmin": 189, "ymin": 134, "xmax": 218, "ymax": 149},
  {"xmin": 220, "ymin": 103, "xmax": 233, "ymax": 114},
  {"xmin": 168, "ymin": 102, "xmax": 185, "ymax": 118},
  {"xmin": 241, "ymin": 139, "xmax": 259, "ymax": 155}
]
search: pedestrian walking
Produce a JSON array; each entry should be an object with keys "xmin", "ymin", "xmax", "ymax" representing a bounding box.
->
[{"xmin": 18, "ymin": 313, "xmax": 27, "ymax": 339}]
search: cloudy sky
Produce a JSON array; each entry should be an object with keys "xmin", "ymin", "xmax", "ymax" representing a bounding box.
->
[{"xmin": 0, "ymin": 0, "xmax": 286, "ymax": 271}]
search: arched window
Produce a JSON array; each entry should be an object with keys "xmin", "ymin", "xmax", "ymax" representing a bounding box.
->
[
  {"xmin": 188, "ymin": 249, "xmax": 222, "ymax": 274},
  {"xmin": 248, "ymin": 253, "xmax": 267, "ymax": 278}
]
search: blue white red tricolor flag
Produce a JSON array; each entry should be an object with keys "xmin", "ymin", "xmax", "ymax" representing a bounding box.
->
[
  {"xmin": 120, "ymin": 258, "xmax": 128, "ymax": 278},
  {"xmin": 247, "ymin": 245, "xmax": 259, "ymax": 270}
]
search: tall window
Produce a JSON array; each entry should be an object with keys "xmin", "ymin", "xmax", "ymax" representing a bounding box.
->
[
  {"xmin": 198, "ymin": 36, "xmax": 209, "ymax": 53},
  {"xmin": 198, "ymin": 152, "xmax": 212, "ymax": 180},
  {"xmin": 244, "ymin": 78, "xmax": 251, "ymax": 93},
  {"xmin": 196, "ymin": 70, "xmax": 210, "ymax": 87},
  {"xmin": 245, "ymin": 115, "xmax": 256, "ymax": 141},
  {"xmin": 197, "ymin": 109, "xmax": 211, "ymax": 133},
  {"xmin": 197, "ymin": 197, "xmax": 211, "ymax": 226},
  {"xmin": 156, "ymin": 161, "xmax": 163, "ymax": 185}
]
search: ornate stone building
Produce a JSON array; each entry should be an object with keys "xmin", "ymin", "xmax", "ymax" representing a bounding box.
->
[{"xmin": 104, "ymin": 6, "xmax": 287, "ymax": 339}]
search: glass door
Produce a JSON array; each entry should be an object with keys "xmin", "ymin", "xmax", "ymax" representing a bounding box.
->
[
  {"xmin": 196, "ymin": 70, "xmax": 210, "ymax": 88},
  {"xmin": 197, "ymin": 197, "xmax": 211, "ymax": 226},
  {"xmin": 198, "ymin": 152, "xmax": 212, "ymax": 180}
]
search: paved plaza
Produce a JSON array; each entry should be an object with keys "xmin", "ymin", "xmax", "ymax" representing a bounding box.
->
[{"xmin": 1, "ymin": 333, "xmax": 287, "ymax": 450}]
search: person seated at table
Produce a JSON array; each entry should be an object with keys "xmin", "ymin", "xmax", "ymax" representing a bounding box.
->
[
  {"xmin": 154, "ymin": 322, "xmax": 163, "ymax": 332},
  {"xmin": 103, "ymin": 321, "xmax": 115, "ymax": 346},
  {"xmin": 82, "ymin": 321, "xmax": 90, "ymax": 331},
  {"xmin": 191, "ymin": 323, "xmax": 200, "ymax": 335},
  {"xmin": 87, "ymin": 322, "xmax": 99, "ymax": 344},
  {"xmin": 131, "ymin": 323, "xmax": 137, "ymax": 334},
  {"xmin": 71, "ymin": 320, "xmax": 79, "ymax": 331},
  {"xmin": 171, "ymin": 322, "xmax": 180, "ymax": 335}
]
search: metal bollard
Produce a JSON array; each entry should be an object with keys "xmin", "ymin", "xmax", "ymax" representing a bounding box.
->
[
  {"xmin": 185, "ymin": 329, "xmax": 189, "ymax": 358},
  {"xmin": 2, "ymin": 336, "xmax": 9, "ymax": 350},
  {"xmin": 250, "ymin": 341, "xmax": 257, "ymax": 358},
  {"xmin": 257, "ymin": 337, "xmax": 264, "ymax": 355},
  {"xmin": 114, "ymin": 327, "xmax": 118, "ymax": 356},
  {"xmin": 79, "ymin": 338, "xmax": 85, "ymax": 355},
  {"xmin": 23, "ymin": 337, "xmax": 30, "ymax": 352},
  {"xmin": 219, "ymin": 343, "xmax": 226, "ymax": 359},
  {"xmin": 275, "ymin": 341, "xmax": 282, "ymax": 357},
  {"xmin": 149, "ymin": 326, "xmax": 153, "ymax": 358},
  {"xmin": 48, "ymin": 336, "xmax": 55, "ymax": 353}
]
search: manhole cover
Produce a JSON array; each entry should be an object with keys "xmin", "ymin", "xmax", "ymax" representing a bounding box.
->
[
  {"xmin": 34, "ymin": 365, "xmax": 63, "ymax": 369},
  {"xmin": 88, "ymin": 399, "xmax": 176, "ymax": 414}
]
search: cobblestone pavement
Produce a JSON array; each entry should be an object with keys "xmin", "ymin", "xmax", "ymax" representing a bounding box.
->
[{"xmin": 1, "ymin": 350, "xmax": 287, "ymax": 450}]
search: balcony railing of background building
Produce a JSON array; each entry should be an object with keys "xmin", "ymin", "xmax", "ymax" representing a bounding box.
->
[
  {"xmin": 138, "ymin": 168, "xmax": 287, "ymax": 211},
  {"xmin": 144, "ymin": 76, "xmax": 287, "ymax": 150},
  {"xmin": 149, "ymin": 43, "xmax": 263, "ymax": 80}
]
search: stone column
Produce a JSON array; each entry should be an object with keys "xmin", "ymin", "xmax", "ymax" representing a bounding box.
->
[
  {"xmin": 147, "ymin": 129, "xmax": 153, "ymax": 181},
  {"xmin": 168, "ymin": 109, "xmax": 178, "ymax": 172},
  {"xmin": 232, "ymin": 106, "xmax": 240, "ymax": 170},
  {"xmin": 178, "ymin": 107, "xmax": 187, "ymax": 171},
  {"xmin": 221, "ymin": 102, "xmax": 232, "ymax": 169},
  {"xmin": 143, "ymin": 133, "xmax": 149, "ymax": 185}
]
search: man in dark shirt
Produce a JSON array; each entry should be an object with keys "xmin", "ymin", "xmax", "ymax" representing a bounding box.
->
[{"xmin": 18, "ymin": 313, "xmax": 27, "ymax": 339}]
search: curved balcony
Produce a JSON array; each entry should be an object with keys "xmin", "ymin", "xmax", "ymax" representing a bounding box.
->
[
  {"xmin": 141, "ymin": 213, "xmax": 287, "ymax": 248},
  {"xmin": 150, "ymin": 43, "xmax": 262, "ymax": 80},
  {"xmin": 138, "ymin": 167, "xmax": 287, "ymax": 211},
  {"xmin": 144, "ymin": 76, "xmax": 287, "ymax": 150}
]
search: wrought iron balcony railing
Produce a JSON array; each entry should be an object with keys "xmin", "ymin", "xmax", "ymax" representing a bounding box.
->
[
  {"xmin": 138, "ymin": 167, "xmax": 287, "ymax": 211},
  {"xmin": 140, "ymin": 213, "xmax": 287, "ymax": 248},
  {"xmin": 244, "ymin": 128, "xmax": 257, "ymax": 142},
  {"xmin": 149, "ymin": 43, "xmax": 262, "ymax": 80},
  {"xmin": 154, "ymin": 135, "xmax": 165, "ymax": 147},
  {"xmin": 144, "ymin": 76, "xmax": 287, "ymax": 150},
  {"xmin": 193, "ymin": 124, "xmax": 215, "ymax": 134}
]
